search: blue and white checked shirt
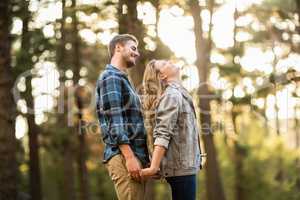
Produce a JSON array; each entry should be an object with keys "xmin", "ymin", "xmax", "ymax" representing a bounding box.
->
[{"xmin": 96, "ymin": 64, "xmax": 149, "ymax": 166}]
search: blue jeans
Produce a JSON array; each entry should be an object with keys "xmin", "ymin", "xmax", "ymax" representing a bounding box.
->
[{"xmin": 166, "ymin": 175, "xmax": 197, "ymax": 200}]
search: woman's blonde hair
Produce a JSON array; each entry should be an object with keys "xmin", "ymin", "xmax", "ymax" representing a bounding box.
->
[
  {"xmin": 142, "ymin": 60, "xmax": 165, "ymax": 109},
  {"xmin": 142, "ymin": 59, "xmax": 166, "ymax": 155}
]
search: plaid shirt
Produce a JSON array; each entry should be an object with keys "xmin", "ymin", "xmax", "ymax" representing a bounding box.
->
[{"xmin": 96, "ymin": 64, "xmax": 149, "ymax": 166}]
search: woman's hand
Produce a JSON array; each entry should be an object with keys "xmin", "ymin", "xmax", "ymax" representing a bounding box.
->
[
  {"xmin": 140, "ymin": 145, "xmax": 166, "ymax": 180},
  {"xmin": 140, "ymin": 167, "xmax": 161, "ymax": 180},
  {"xmin": 140, "ymin": 167, "xmax": 158, "ymax": 176}
]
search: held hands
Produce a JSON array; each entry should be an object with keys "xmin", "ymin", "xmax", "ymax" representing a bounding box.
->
[
  {"xmin": 125, "ymin": 157, "xmax": 160, "ymax": 182},
  {"xmin": 139, "ymin": 145, "xmax": 165, "ymax": 180},
  {"xmin": 122, "ymin": 145, "xmax": 165, "ymax": 181},
  {"xmin": 139, "ymin": 166, "xmax": 161, "ymax": 180},
  {"xmin": 125, "ymin": 156, "xmax": 142, "ymax": 182}
]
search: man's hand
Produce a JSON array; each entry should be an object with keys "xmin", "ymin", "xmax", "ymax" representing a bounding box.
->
[
  {"xmin": 125, "ymin": 156, "xmax": 142, "ymax": 181},
  {"xmin": 119, "ymin": 144, "xmax": 142, "ymax": 182}
]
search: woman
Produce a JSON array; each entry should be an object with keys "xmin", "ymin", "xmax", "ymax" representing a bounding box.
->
[{"xmin": 141, "ymin": 59, "xmax": 203, "ymax": 200}]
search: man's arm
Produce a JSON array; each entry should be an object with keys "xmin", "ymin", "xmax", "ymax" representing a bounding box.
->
[{"xmin": 99, "ymin": 75, "xmax": 141, "ymax": 180}]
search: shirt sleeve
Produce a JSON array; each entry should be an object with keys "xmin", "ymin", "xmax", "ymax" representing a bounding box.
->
[
  {"xmin": 97, "ymin": 75, "xmax": 130, "ymax": 146},
  {"xmin": 153, "ymin": 93, "xmax": 180, "ymax": 149}
]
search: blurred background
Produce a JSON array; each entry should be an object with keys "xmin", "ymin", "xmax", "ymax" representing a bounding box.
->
[{"xmin": 1, "ymin": 0, "xmax": 300, "ymax": 199}]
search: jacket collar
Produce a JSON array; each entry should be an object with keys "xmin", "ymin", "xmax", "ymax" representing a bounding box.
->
[
  {"xmin": 167, "ymin": 81, "xmax": 181, "ymax": 89},
  {"xmin": 169, "ymin": 82, "xmax": 197, "ymax": 117}
]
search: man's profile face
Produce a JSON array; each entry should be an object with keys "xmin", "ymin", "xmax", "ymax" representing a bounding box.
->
[{"xmin": 120, "ymin": 40, "xmax": 140, "ymax": 68}]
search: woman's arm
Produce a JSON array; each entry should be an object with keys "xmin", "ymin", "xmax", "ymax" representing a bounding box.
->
[
  {"xmin": 140, "ymin": 145, "xmax": 166, "ymax": 176},
  {"xmin": 140, "ymin": 92, "xmax": 180, "ymax": 177}
]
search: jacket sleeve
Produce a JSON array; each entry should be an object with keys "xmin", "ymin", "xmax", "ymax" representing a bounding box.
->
[
  {"xmin": 97, "ymin": 75, "xmax": 130, "ymax": 146},
  {"xmin": 153, "ymin": 92, "xmax": 180, "ymax": 149}
]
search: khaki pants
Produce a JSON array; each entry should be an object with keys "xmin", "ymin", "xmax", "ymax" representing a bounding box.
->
[{"xmin": 106, "ymin": 154, "xmax": 147, "ymax": 200}]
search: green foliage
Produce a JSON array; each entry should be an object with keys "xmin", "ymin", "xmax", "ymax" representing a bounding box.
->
[
  {"xmin": 263, "ymin": 0, "xmax": 297, "ymax": 12},
  {"xmin": 217, "ymin": 63, "xmax": 242, "ymax": 77},
  {"xmin": 215, "ymin": 113, "xmax": 300, "ymax": 200}
]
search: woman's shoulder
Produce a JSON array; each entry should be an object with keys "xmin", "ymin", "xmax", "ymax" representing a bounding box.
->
[
  {"xmin": 164, "ymin": 84, "xmax": 181, "ymax": 95},
  {"xmin": 159, "ymin": 85, "xmax": 182, "ymax": 103}
]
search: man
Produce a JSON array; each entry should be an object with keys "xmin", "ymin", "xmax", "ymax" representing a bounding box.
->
[{"xmin": 96, "ymin": 34, "xmax": 149, "ymax": 200}]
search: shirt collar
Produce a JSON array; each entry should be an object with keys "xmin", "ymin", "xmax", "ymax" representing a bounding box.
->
[{"xmin": 106, "ymin": 64, "xmax": 128, "ymax": 77}]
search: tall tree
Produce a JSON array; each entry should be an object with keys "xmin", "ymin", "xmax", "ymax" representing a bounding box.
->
[
  {"xmin": 188, "ymin": 0, "xmax": 226, "ymax": 200},
  {"xmin": 71, "ymin": 0, "xmax": 90, "ymax": 199},
  {"xmin": 56, "ymin": 0, "xmax": 77, "ymax": 199},
  {"xmin": 230, "ymin": 7, "xmax": 247, "ymax": 200},
  {"xmin": 18, "ymin": 1, "xmax": 42, "ymax": 199},
  {"xmin": 0, "ymin": 0, "xmax": 18, "ymax": 199}
]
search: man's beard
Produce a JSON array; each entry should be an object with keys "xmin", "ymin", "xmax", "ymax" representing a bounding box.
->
[
  {"xmin": 126, "ymin": 60, "xmax": 135, "ymax": 68},
  {"xmin": 123, "ymin": 54, "xmax": 136, "ymax": 68}
]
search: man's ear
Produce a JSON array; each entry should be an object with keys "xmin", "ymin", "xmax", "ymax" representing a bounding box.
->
[{"xmin": 115, "ymin": 43, "xmax": 123, "ymax": 53}]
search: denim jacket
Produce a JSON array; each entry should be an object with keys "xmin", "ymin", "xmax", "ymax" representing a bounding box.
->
[{"xmin": 153, "ymin": 82, "xmax": 202, "ymax": 177}]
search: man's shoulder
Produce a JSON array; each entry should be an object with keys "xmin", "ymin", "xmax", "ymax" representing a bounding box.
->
[{"xmin": 98, "ymin": 68, "xmax": 123, "ymax": 82}]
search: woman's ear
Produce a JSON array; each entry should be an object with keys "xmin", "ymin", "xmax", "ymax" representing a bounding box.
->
[{"xmin": 158, "ymin": 72, "xmax": 167, "ymax": 81}]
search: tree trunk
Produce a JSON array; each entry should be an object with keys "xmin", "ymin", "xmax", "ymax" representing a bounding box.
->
[
  {"xmin": 62, "ymin": 140, "xmax": 76, "ymax": 200},
  {"xmin": 232, "ymin": 7, "xmax": 246, "ymax": 200},
  {"xmin": 0, "ymin": 0, "xmax": 18, "ymax": 199},
  {"xmin": 295, "ymin": 104, "xmax": 300, "ymax": 149},
  {"xmin": 189, "ymin": 1, "xmax": 226, "ymax": 200},
  {"xmin": 26, "ymin": 93, "xmax": 42, "ymax": 200},
  {"xmin": 71, "ymin": 1, "xmax": 90, "ymax": 200},
  {"xmin": 20, "ymin": 1, "xmax": 43, "ymax": 199},
  {"xmin": 274, "ymin": 86, "xmax": 280, "ymax": 135},
  {"xmin": 296, "ymin": 1, "xmax": 300, "ymax": 38},
  {"xmin": 270, "ymin": 37, "xmax": 280, "ymax": 136},
  {"xmin": 57, "ymin": 0, "xmax": 67, "ymax": 74},
  {"xmin": 118, "ymin": 0, "xmax": 147, "ymax": 88},
  {"xmin": 56, "ymin": 1, "xmax": 77, "ymax": 199},
  {"xmin": 263, "ymin": 99, "xmax": 269, "ymax": 136},
  {"xmin": 231, "ymin": 109, "xmax": 246, "ymax": 200},
  {"xmin": 294, "ymin": 0, "xmax": 300, "ymax": 187}
]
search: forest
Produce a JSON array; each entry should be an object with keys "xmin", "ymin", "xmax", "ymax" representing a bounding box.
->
[{"xmin": 0, "ymin": 0, "xmax": 300, "ymax": 200}]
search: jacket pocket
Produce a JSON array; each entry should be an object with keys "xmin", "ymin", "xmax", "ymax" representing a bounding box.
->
[{"xmin": 179, "ymin": 104, "xmax": 198, "ymax": 168}]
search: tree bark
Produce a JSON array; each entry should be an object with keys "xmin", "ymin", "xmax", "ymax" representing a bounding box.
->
[
  {"xmin": 26, "ymin": 92, "xmax": 42, "ymax": 200},
  {"xmin": 20, "ymin": 1, "xmax": 43, "ymax": 199},
  {"xmin": 62, "ymin": 139, "xmax": 76, "ymax": 200},
  {"xmin": 56, "ymin": 1, "xmax": 77, "ymax": 199},
  {"xmin": 189, "ymin": 1, "xmax": 226, "ymax": 200},
  {"xmin": 0, "ymin": 0, "xmax": 18, "ymax": 199},
  {"xmin": 71, "ymin": 1, "xmax": 90, "ymax": 200},
  {"xmin": 232, "ymin": 7, "xmax": 246, "ymax": 200},
  {"xmin": 231, "ymin": 109, "xmax": 246, "ymax": 200}
]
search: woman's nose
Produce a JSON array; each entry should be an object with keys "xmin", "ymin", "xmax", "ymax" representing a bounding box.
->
[{"xmin": 134, "ymin": 51, "xmax": 140, "ymax": 57}]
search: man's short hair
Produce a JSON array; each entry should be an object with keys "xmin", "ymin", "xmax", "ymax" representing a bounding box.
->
[{"xmin": 108, "ymin": 34, "xmax": 138, "ymax": 58}]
